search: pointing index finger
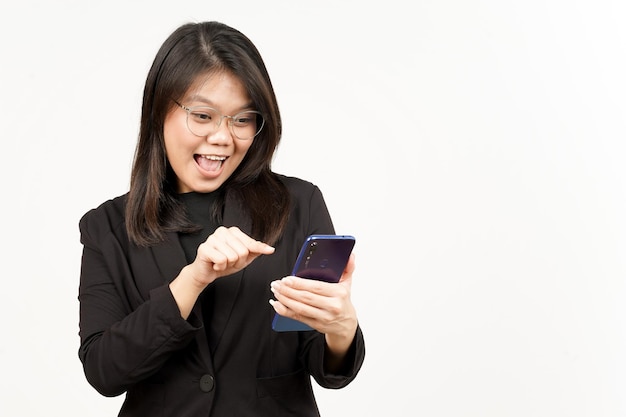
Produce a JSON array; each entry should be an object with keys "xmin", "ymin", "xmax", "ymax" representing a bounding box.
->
[{"xmin": 227, "ymin": 226, "xmax": 275, "ymax": 255}]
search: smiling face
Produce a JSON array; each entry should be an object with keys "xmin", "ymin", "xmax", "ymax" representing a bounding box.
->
[{"xmin": 163, "ymin": 71, "xmax": 256, "ymax": 193}]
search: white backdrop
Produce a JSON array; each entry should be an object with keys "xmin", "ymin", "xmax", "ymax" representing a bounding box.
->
[{"xmin": 1, "ymin": 1, "xmax": 625, "ymax": 416}]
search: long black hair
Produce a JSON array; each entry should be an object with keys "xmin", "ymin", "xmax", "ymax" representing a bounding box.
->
[{"xmin": 126, "ymin": 21, "xmax": 289, "ymax": 246}]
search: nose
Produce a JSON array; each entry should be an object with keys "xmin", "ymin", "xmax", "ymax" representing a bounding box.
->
[{"xmin": 207, "ymin": 116, "xmax": 234, "ymax": 144}]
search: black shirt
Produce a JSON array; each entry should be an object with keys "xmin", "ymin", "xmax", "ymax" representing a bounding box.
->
[{"xmin": 178, "ymin": 191, "xmax": 219, "ymax": 351}]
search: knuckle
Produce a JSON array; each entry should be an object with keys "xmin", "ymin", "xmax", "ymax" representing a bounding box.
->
[
  {"xmin": 300, "ymin": 292, "xmax": 316, "ymax": 304},
  {"xmin": 327, "ymin": 302, "xmax": 342, "ymax": 316}
]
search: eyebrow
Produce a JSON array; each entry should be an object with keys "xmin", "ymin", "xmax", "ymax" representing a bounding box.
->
[
  {"xmin": 187, "ymin": 94, "xmax": 213, "ymax": 106},
  {"xmin": 186, "ymin": 94, "xmax": 254, "ymax": 111}
]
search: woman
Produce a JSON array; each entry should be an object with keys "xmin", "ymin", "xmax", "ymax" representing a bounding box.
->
[{"xmin": 78, "ymin": 21, "xmax": 365, "ymax": 416}]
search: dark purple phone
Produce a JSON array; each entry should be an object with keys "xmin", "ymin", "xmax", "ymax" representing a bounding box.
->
[{"xmin": 272, "ymin": 234, "xmax": 356, "ymax": 332}]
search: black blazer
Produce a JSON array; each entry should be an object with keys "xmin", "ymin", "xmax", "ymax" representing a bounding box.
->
[{"xmin": 78, "ymin": 175, "xmax": 365, "ymax": 417}]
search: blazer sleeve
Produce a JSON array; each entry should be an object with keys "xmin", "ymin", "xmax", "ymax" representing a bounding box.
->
[
  {"xmin": 288, "ymin": 182, "xmax": 366, "ymax": 389},
  {"xmin": 77, "ymin": 203, "xmax": 201, "ymax": 397},
  {"xmin": 307, "ymin": 326, "xmax": 366, "ymax": 389}
]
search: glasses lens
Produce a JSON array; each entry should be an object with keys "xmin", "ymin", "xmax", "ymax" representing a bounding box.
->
[
  {"xmin": 231, "ymin": 111, "xmax": 265, "ymax": 140},
  {"xmin": 187, "ymin": 107, "xmax": 219, "ymax": 137}
]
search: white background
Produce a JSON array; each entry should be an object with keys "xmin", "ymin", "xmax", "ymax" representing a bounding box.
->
[{"xmin": 1, "ymin": 1, "xmax": 625, "ymax": 416}]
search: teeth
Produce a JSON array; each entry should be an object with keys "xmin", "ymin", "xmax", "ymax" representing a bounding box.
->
[{"xmin": 201, "ymin": 155, "xmax": 226, "ymax": 161}]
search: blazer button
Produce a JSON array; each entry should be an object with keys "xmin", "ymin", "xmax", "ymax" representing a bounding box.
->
[{"xmin": 199, "ymin": 374, "xmax": 215, "ymax": 392}]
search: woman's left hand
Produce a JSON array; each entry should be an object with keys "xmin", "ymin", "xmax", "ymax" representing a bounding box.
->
[{"xmin": 269, "ymin": 253, "xmax": 358, "ymax": 358}]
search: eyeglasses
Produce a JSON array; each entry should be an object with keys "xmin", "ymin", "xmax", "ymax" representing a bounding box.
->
[{"xmin": 174, "ymin": 101, "xmax": 265, "ymax": 140}]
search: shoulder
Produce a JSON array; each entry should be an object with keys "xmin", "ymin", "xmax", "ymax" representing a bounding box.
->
[
  {"xmin": 275, "ymin": 173, "xmax": 324, "ymax": 200},
  {"xmin": 273, "ymin": 173, "xmax": 334, "ymax": 232},
  {"xmin": 274, "ymin": 173, "xmax": 330, "ymax": 212},
  {"xmin": 79, "ymin": 194, "xmax": 128, "ymax": 244}
]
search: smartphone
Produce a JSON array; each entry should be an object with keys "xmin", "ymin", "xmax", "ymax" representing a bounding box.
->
[{"xmin": 271, "ymin": 234, "xmax": 356, "ymax": 332}]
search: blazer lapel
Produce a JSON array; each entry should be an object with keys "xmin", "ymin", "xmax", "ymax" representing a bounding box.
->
[
  {"xmin": 208, "ymin": 191, "xmax": 251, "ymax": 354},
  {"xmin": 151, "ymin": 230, "xmax": 215, "ymax": 369},
  {"xmin": 151, "ymin": 231, "xmax": 188, "ymax": 284}
]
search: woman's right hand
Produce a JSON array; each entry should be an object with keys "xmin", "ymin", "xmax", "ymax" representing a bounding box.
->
[{"xmin": 169, "ymin": 226, "xmax": 275, "ymax": 319}]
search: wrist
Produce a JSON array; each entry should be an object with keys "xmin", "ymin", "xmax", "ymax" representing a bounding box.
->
[
  {"xmin": 181, "ymin": 263, "xmax": 211, "ymax": 292},
  {"xmin": 168, "ymin": 264, "xmax": 210, "ymax": 320},
  {"xmin": 325, "ymin": 321, "xmax": 358, "ymax": 354}
]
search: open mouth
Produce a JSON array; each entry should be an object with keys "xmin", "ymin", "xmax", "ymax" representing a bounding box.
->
[{"xmin": 195, "ymin": 154, "xmax": 227, "ymax": 172}]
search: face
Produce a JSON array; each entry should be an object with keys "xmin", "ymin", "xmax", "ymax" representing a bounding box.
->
[{"xmin": 163, "ymin": 71, "xmax": 256, "ymax": 193}]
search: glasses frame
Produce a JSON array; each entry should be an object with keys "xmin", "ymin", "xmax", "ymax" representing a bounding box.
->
[{"xmin": 174, "ymin": 100, "xmax": 265, "ymax": 141}]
